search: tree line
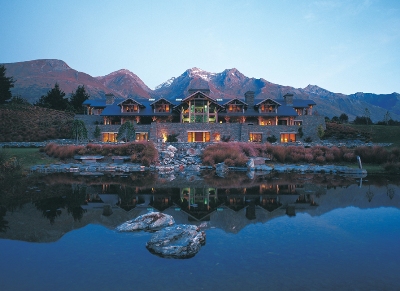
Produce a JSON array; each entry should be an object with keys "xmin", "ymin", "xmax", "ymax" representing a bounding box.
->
[
  {"xmin": 34, "ymin": 83, "xmax": 89, "ymax": 113},
  {"xmin": 326, "ymin": 109, "xmax": 399, "ymax": 126}
]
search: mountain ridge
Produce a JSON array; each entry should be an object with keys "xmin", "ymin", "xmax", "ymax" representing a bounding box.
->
[{"xmin": 2, "ymin": 59, "xmax": 399, "ymax": 122}]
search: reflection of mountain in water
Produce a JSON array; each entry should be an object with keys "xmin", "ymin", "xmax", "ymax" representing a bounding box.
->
[{"xmin": 0, "ymin": 172, "xmax": 399, "ymax": 242}]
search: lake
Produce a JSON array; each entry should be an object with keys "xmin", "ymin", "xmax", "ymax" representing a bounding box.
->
[{"xmin": 0, "ymin": 171, "xmax": 399, "ymax": 290}]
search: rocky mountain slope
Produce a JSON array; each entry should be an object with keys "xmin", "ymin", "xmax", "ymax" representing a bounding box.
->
[{"xmin": 2, "ymin": 59, "xmax": 399, "ymax": 122}]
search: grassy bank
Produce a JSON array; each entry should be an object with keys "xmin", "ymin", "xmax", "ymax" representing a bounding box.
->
[
  {"xmin": 347, "ymin": 124, "xmax": 400, "ymax": 148},
  {"xmin": 1, "ymin": 148, "xmax": 59, "ymax": 170}
]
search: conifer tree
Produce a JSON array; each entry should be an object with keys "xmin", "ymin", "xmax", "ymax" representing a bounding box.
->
[
  {"xmin": 35, "ymin": 83, "xmax": 69, "ymax": 110},
  {"xmin": 70, "ymin": 85, "xmax": 89, "ymax": 114},
  {"xmin": 0, "ymin": 65, "xmax": 15, "ymax": 104}
]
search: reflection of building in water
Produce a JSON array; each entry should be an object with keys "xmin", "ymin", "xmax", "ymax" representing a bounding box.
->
[
  {"xmin": 79, "ymin": 181, "xmax": 326, "ymax": 222},
  {"xmin": 174, "ymin": 187, "xmax": 219, "ymax": 221}
]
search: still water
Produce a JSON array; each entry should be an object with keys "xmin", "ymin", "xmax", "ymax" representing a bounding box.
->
[{"xmin": 0, "ymin": 171, "xmax": 399, "ymax": 290}]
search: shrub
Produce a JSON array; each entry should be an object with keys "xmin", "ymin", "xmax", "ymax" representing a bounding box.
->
[
  {"xmin": 166, "ymin": 133, "xmax": 179, "ymax": 142},
  {"xmin": 304, "ymin": 137, "xmax": 312, "ymax": 143},
  {"xmin": 315, "ymin": 155, "xmax": 326, "ymax": 164},
  {"xmin": 271, "ymin": 146, "xmax": 287, "ymax": 163},
  {"xmin": 202, "ymin": 143, "xmax": 248, "ymax": 166},
  {"xmin": 297, "ymin": 127, "xmax": 304, "ymax": 138},
  {"xmin": 304, "ymin": 153, "xmax": 314, "ymax": 162},
  {"xmin": 325, "ymin": 153, "xmax": 335, "ymax": 162},
  {"xmin": 221, "ymin": 135, "xmax": 231, "ymax": 142},
  {"xmin": 266, "ymin": 135, "xmax": 277, "ymax": 143},
  {"xmin": 343, "ymin": 152, "xmax": 355, "ymax": 162},
  {"xmin": 355, "ymin": 146, "xmax": 389, "ymax": 164},
  {"xmin": 383, "ymin": 162, "xmax": 400, "ymax": 173}
]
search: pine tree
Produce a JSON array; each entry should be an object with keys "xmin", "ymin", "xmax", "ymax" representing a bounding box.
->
[
  {"xmin": 35, "ymin": 83, "xmax": 69, "ymax": 110},
  {"xmin": 0, "ymin": 65, "xmax": 15, "ymax": 104},
  {"xmin": 117, "ymin": 121, "xmax": 135, "ymax": 142},
  {"xmin": 71, "ymin": 120, "xmax": 88, "ymax": 143},
  {"xmin": 93, "ymin": 125, "xmax": 101, "ymax": 140},
  {"xmin": 69, "ymin": 85, "xmax": 89, "ymax": 114}
]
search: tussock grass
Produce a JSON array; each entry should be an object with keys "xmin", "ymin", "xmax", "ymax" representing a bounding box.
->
[
  {"xmin": 42, "ymin": 142, "xmax": 159, "ymax": 166},
  {"xmin": 202, "ymin": 142, "xmax": 400, "ymax": 168}
]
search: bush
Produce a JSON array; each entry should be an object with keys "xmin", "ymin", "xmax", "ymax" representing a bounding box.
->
[
  {"xmin": 166, "ymin": 133, "xmax": 179, "ymax": 142},
  {"xmin": 266, "ymin": 135, "xmax": 277, "ymax": 143},
  {"xmin": 383, "ymin": 162, "xmax": 400, "ymax": 173},
  {"xmin": 43, "ymin": 141, "xmax": 159, "ymax": 165},
  {"xmin": 201, "ymin": 143, "xmax": 248, "ymax": 167},
  {"xmin": 221, "ymin": 135, "xmax": 231, "ymax": 142},
  {"xmin": 304, "ymin": 137, "xmax": 312, "ymax": 143}
]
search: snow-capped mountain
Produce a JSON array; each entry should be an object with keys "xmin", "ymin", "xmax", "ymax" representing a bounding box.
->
[{"xmin": 2, "ymin": 59, "xmax": 400, "ymax": 122}]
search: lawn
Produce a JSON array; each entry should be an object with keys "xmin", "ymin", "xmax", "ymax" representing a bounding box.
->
[
  {"xmin": 2, "ymin": 148, "xmax": 59, "ymax": 170},
  {"xmin": 348, "ymin": 124, "xmax": 400, "ymax": 148}
]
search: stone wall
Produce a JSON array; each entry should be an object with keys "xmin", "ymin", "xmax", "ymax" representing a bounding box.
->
[
  {"xmin": 76, "ymin": 114, "xmax": 326, "ymax": 143},
  {"xmin": 150, "ymin": 123, "xmax": 242, "ymax": 142}
]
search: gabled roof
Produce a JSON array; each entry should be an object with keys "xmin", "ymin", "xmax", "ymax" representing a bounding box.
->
[
  {"xmin": 275, "ymin": 99, "xmax": 316, "ymax": 107},
  {"xmin": 174, "ymin": 91, "xmax": 224, "ymax": 111},
  {"xmin": 255, "ymin": 98, "xmax": 281, "ymax": 107},
  {"xmin": 223, "ymin": 98, "xmax": 248, "ymax": 106},
  {"xmin": 83, "ymin": 99, "xmax": 108, "ymax": 107},
  {"xmin": 150, "ymin": 97, "xmax": 175, "ymax": 106},
  {"xmin": 117, "ymin": 97, "xmax": 145, "ymax": 107},
  {"xmin": 182, "ymin": 90, "xmax": 217, "ymax": 102}
]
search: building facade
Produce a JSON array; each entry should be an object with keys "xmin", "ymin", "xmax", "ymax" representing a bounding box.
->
[{"xmin": 82, "ymin": 90, "xmax": 325, "ymax": 143}]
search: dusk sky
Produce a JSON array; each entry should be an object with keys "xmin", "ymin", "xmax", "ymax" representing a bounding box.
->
[{"xmin": 1, "ymin": 0, "xmax": 399, "ymax": 94}]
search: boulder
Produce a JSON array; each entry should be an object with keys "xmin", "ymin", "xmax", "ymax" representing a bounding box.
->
[
  {"xmin": 146, "ymin": 224, "xmax": 206, "ymax": 259},
  {"xmin": 116, "ymin": 212, "xmax": 175, "ymax": 232},
  {"xmin": 246, "ymin": 158, "xmax": 255, "ymax": 169},
  {"xmin": 167, "ymin": 145, "xmax": 177, "ymax": 153}
]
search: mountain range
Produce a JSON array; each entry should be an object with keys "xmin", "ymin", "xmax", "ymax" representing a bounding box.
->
[{"xmin": 3, "ymin": 59, "xmax": 400, "ymax": 122}]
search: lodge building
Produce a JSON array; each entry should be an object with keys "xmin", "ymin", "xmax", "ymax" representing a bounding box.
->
[{"xmin": 82, "ymin": 90, "xmax": 325, "ymax": 143}]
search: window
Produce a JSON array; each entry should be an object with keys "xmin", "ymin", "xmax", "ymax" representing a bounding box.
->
[
  {"xmin": 249, "ymin": 132, "xmax": 262, "ymax": 142},
  {"xmin": 187, "ymin": 131, "xmax": 210, "ymax": 142},
  {"xmin": 280, "ymin": 133, "xmax": 296, "ymax": 143},
  {"xmin": 156, "ymin": 104, "xmax": 170, "ymax": 112},
  {"xmin": 102, "ymin": 132, "xmax": 117, "ymax": 142},
  {"xmin": 135, "ymin": 132, "xmax": 148, "ymax": 141}
]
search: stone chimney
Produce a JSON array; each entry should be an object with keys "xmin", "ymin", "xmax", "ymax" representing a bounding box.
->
[
  {"xmin": 244, "ymin": 91, "xmax": 255, "ymax": 108},
  {"xmin": 283, "ymin": 93, "xmax": 293, "ymax": 106},
  {"xmin": 105, "ymin": 93, "xmax": 115, "ymax": 105}
]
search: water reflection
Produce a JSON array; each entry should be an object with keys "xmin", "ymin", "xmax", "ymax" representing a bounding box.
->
[{"xmin": 0, "ymin": 171, "xmax": 399, "ymax": 241}]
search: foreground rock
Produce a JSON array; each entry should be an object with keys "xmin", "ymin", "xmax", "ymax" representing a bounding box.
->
[
  {"xmin": 146, "ymin": 224, "xmax": 206, "ymax": 259},
  {"xmin": 116, "ymin": 212, "xmax": 175, "ymax": 232}
]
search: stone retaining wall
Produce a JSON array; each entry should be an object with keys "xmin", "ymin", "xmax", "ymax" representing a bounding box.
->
[{"xmin": 76, "ymin": 115, "xmax": 326, "ymax": 143}]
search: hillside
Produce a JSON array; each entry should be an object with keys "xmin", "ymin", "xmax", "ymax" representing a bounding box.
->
[{"xmin": 0, "ymin": 104, "xmax": 74, "ymax": 142}]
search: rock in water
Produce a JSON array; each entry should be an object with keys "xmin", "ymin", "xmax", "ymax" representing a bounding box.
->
[
  {"xmin": 146, "ymin": 224, "xmax": 206, "ymax": 259},
  {"xmin": 116, "ymin": 212, "xmax": 175, "ymax": 232}
]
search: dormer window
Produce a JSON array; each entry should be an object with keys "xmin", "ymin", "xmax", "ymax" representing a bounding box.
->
[
  {"xmin": 228, "ymin": 105, "xmax": 243, "ymax": 112},
  {"xmin": 156, "ymin": 104, "xmax": 170, "ymax": 112},
  {"xmin": 260, "ymin": 104, "xmax": 276, "ymax": 113}
]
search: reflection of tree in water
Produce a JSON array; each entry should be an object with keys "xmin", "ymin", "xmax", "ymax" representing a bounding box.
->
[
  {"xmin": 366, "ymin": 186, "xmax": 374, "ymax": 202},
  {"xmin": 387, "ymin": 186, "xmax": 395, "ymax": 200},
  {"xmin": 34, "ymin": 196, "xmax": 65, "ymax": 224},
  {"xmin": 0, "ymin": 205, "xmax": 9, "ymax": 232},
  {"xmin": 245, "ymin": 199, "xmax": 256, "ymax": 220},
  {"xmin": 34, "ymin": 184, "xmax": 87, "ymax": 223},
  {"xmin": 65, "ymin": 184, "xmax": 87, "ymax": 221},
  {"xmin": 116, "ymin": 186, "xmax": 139, "ymax": 211}
]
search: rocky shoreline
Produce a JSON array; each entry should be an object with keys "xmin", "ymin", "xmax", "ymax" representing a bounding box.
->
[{"xmin": 0, "ymin": 139, "xmax": 371, "ymax": 177}]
